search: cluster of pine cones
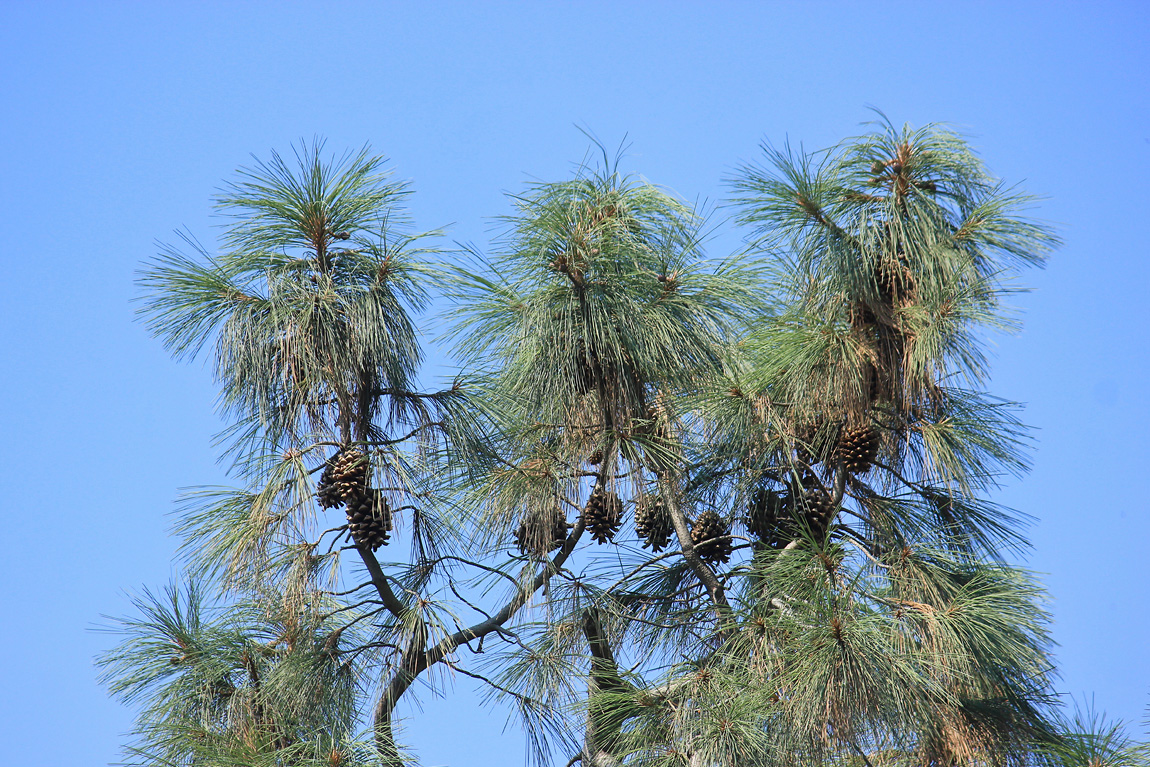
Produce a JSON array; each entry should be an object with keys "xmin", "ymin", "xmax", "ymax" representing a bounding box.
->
[
  {"xmin": 500, "ymin": 426, "xmax": 878, "ymax": 562},
  {"xmin": 317, "ymin": 448, "xmax": 391, "ymax": 550},
  {"xmin": 747, "ymin": 484, "xmax": 836, "ymax": 548},
  {"xmin": 584, "ymin": 488, "xmax": 734, "ymax": 566}
]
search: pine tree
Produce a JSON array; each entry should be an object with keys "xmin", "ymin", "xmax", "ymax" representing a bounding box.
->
[{"xmin": 100, "ymin": 125, "xmax": 1118, "ymax": 767}]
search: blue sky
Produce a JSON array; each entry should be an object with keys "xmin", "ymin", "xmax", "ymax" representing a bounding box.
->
[{"xmin": 1, "ymin": 2, "xmax": 1148, "ymax": 765}]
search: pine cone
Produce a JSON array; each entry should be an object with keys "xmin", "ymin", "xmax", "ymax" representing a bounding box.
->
[
  {"xmin": 318, "ymin": 448, "xmax": 369, "ymax": 508},
  {"xmin": 635, "ymin": 496, "xmax": 673, "ymax": 552},
  {"xmin": 748, "ymin": 487, "xmax": 787, "ymax": 547},
  {"xmin": 690, "ymin": 510, "xmax": 732, "ymax": 565},
  {"xmin": 797, "ymin": 486, "xmax": 836, "ymax": 541},
  {"xmin": 514, "ymin": 507, "xmax": 569, "ymax": 557},
  {"xmin": 833, "ymin": 425, "xmax": 880, "ymax": 474},
  {"xmin": 583, "ymin": 487, "xmax": 622, "ymax": 544},
  {"xmin": 317, "ymin": 460, "xmax": 343, "ymax": 509},
  {"xmin": 346, "ymin": 488, "xmax": 391, "ymax": 550}
]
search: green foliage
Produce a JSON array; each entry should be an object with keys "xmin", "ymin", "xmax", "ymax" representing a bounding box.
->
[
  {"xmin": 1043, "ymin": 705, "xmax": 1150, "ymax": 767},
  {"xmin": 138, "ymin": 140, "xmax": 437, "ymax": 460},
  {"xmin": 729, "ymin": 114, "xmax": 1058, "ymax": 416},
  {"xmin": 99, "ymin": 577, "xmax": 380, "ymax": 767}
]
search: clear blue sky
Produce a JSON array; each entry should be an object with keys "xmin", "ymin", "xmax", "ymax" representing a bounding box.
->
[{"xmin": 2, "ymin": 2, "xmax": 1147, "ymax": 765}]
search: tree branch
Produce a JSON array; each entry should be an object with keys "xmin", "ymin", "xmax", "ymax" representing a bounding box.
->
[
  {"xmin": 369, "ymin": 469, "xmax": 602, "ymax": 763},
  {"xmin": 656, "ymin": 473, "xmax": 730, "ymax": 616},
  {"xmin": 354, "ymin": 545, "xmax": 409, "ymax": 620}
]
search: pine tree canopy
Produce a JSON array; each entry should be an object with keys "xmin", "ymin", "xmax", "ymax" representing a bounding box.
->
[{"xmin": 101, "ymin": 122, "xmax": 1147, "ymax": 767}]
